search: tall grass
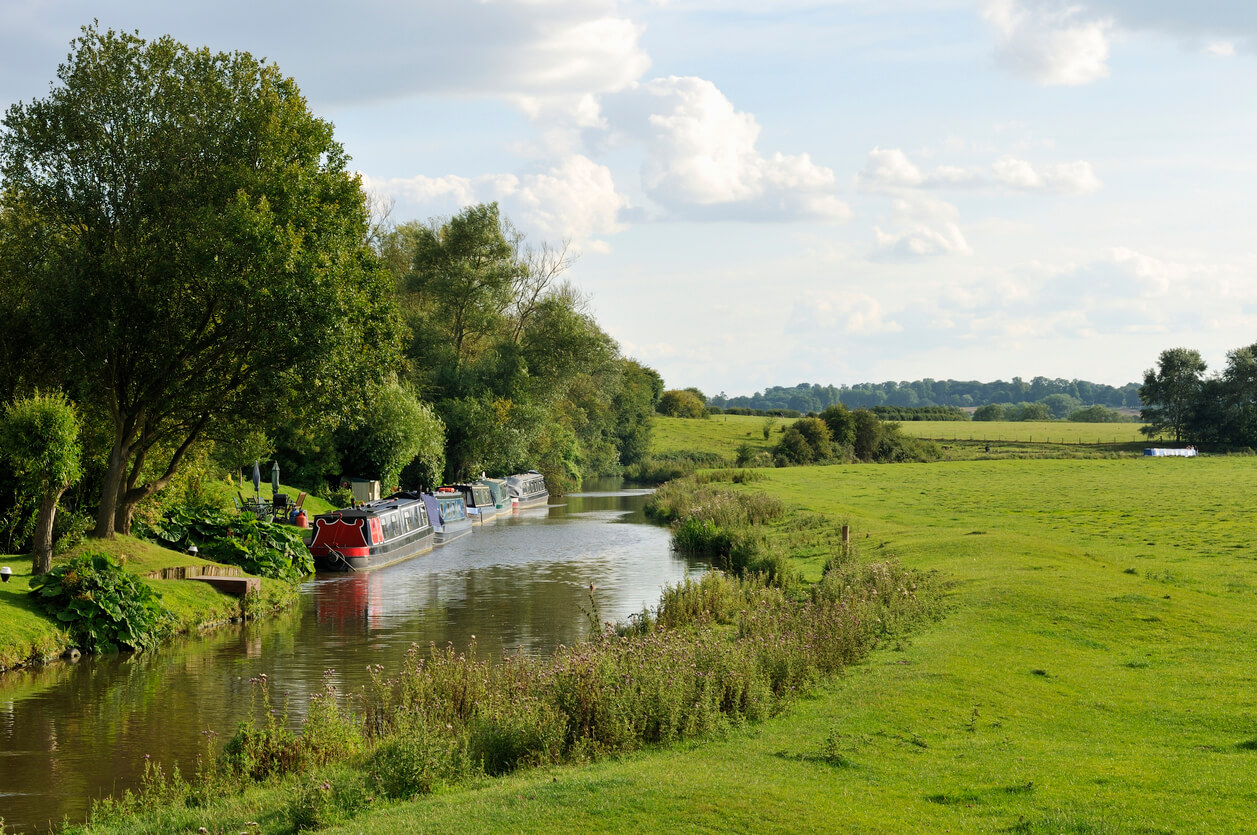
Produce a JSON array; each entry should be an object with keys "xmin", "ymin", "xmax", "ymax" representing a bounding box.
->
[{"xmin": 80, "ymin": 560, "xmax": 940, "ymax": 833}]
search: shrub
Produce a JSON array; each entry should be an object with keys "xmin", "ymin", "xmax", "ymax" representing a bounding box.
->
[
  {"xmin": 972, "ymin": 403, "xmax": 1005, "ymax": 421},
  {"xmin": 219, "ymin": 675, "xmax": 304, "ymax": 780},
  {"xmin": 657, "ymin": 389, "xmax": 707, "ymax": 418},
  {"xmin": 288, "ymin": 768, "xmax": 373, "ymax": 832},
  {"xmin": 29, "ymin": 550, "xmax": 171, "ymax": 653},
  {"xmin": 136, "ymin": 507, "xmax": 314, "ymax": 581},
  {"xmin": 370, "ymin": 715, "xmax": 475, "ymax": 798},
  {"xmin": 1069, "ymin": 404, "xmax": 1130, "ymax": 423}
]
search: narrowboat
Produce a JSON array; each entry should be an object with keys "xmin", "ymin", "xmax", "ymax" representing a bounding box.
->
[
  {"xmin": 421, "ymin": 488, "xmax": 474, "ymax": 543},
  {"xmin": 505, "ymin": 471, "xmax": 549, "ymax": 509},
  {"xmin": 448, "ymin": 481, "xmax": 498, "ymax": 524},
  {"xmin": 309, "ymin": 492, "xmax": 434, "ymax": 571}
]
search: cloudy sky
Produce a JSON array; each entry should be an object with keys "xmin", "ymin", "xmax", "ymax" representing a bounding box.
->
[{"xmin": 3, "ymin": 1, "xmax": 1255, "ymax": 396}]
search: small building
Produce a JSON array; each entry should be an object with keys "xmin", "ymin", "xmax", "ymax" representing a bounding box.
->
[{"xmin": 342, "ymin": 477, "xmax": 381, "ymax": 502}]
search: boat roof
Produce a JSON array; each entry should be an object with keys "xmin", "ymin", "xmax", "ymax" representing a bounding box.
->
[{"xmin": 316, "ymin": 493, "xmax": 425, "ymax": 518}]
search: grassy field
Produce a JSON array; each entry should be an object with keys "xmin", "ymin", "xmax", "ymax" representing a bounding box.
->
[
  {"xmin": 898, "ymin": 419, "xmax": 1152, "ymax": 445},
  {"xmin": 653, "ymin": 415, "xmax": 1159, "ymax": 463},
  {"xmin": 652, "ymin": 413, "xmax": 776, "ymax": 459},
  {"xmin": 74, "ymin": 454, "xmax": 1257, "ymax": 833}
]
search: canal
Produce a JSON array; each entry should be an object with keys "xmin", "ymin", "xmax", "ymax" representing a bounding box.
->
[{"xmin": 0, "ymin": 483, "xmax": 697, "ymax": 832}]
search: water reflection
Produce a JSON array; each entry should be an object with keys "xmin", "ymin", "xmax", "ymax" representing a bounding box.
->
[{"xmin": 0, "ymin": 483, "xmax": 699, "ymax": 832}]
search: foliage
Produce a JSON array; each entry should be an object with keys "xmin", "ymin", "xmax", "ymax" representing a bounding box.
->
[
  {"xmin": 0, "ymin": 25, "xmax": 402, "ymax": 537},
  {"xmin": 135, "ymin": 507, "xmax": 314, "ymax": 581},
  {"xmin": 28, "ymin": 550, "xmax": 170, "ymax": 653},
  {"xmin": 774, "ymin": 416, "xmax": 833, "ymax": 465},
  {"xmin": 973, "ymin": 403, "xmax": 1005, "ymax": 421},
  {"xmin": 657, "ymin": 389, "xmax": 708, "ymax": 419},
  {"xmin": 613, "ymin": 359, "xmax": 663, "ymax": 467},
  {"xmin": 1068, "ymin": 404, "xmax": 1130, "ymax": 423},
  {"xmin": 712, "ymin": 377, "xmax": 1141, "ymax": 412},
  {"xmin": 868, "ymin": 405, "xmax": 969, "ymax": 421},
  {"xmin": 338, "ymin": 381, "xmax": 446, "ymax": 490},
  {"xmin": 390, "ymin": 203, "xmax": 654, "ymax": 484},
  {"xmin": 1139, "ymin": 348, "xmax": 1206, "ymax": 442},
  {"xmin": 0, "ymin": 390, "xmax": 82, "ymax": 572}
]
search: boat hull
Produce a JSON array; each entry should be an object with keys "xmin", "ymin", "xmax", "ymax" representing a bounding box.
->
[
  {"xmin": 314, "ymin": 530, "xmax": 435, "ymax": 572},
  {"xmin": 434, "ymin": 516, "xmax": 473, "ymax": 543}
]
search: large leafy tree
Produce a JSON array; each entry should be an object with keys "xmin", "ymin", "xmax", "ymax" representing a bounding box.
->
[
  {"xmin": 1139, "ymin": 348, "xmax": 1206, "ymax": 442},
  {"xmin": 0, "ymin": 27, "xmax": 401, "ymax": 536}
]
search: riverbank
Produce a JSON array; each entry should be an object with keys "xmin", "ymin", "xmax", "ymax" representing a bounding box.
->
[
  {"xmin": 0, "ymin": 535, "xmax": 295, "ymax": 672},
  {"xmin": 55, "ymin": 454, "xmax": 1257, "ymax": 833}
]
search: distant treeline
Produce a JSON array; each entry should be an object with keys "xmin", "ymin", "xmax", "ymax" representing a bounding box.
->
[
  {"xmin": 712, "ymin": 378, "xmax": 1141, "ymax": 413},
  {"xmin": 869, "ymin": 406, "xmax": 967, "ymax": 422}
]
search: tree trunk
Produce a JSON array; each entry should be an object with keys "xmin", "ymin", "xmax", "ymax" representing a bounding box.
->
[
  {"xmin": 32, "ymin": 488, "xmax": 65, "ymax": 575},
  {"xmin": 94, "ymin": 436, "xmax": 131, "ymax": 539},
  {"xmin": 113, "ymin": 416, "xmax": 208, "ymax": 536}
]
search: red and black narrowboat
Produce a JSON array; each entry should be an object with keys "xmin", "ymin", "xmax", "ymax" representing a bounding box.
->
[{"xmin": 309, "ymin": 492, "xmax": 435, "ymax": 571}]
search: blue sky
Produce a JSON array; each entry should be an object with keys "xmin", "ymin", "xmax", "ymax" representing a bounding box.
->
[{"xmin": 3, "ymin": 0, "xmax": 1255, "ymax": 396}]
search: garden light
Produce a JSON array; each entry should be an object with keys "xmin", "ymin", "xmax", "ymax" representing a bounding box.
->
[{"xmin": 0, "ymin": 566, "xmax": 10, "ymax": 583}]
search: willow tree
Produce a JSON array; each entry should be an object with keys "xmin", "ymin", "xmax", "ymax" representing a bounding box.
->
[{"xmin": 0, "ymin": 26, "xmax": 401, "ymax": 537}]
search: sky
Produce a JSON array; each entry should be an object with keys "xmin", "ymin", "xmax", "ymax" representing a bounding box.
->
[{"xmin": 2, "ymin": 1, "xmax": 1256, "ymax": 397}]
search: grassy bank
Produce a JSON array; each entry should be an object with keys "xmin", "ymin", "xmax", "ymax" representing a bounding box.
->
[
  {"xmin": 63, "ymin": 454, "xmax": 1257, "ymax": 833},
  {"xmin": 0, "ymin": 535, "xmax": 295, "ymax": 671}
]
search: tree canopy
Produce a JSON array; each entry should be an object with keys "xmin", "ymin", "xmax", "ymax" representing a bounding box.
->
[
  {"xmin": 1139, "ymin": 348, "xmax": 1206, "ymax": 442},
  {"xmin": 0, "ymin": 391, "xmax": 82, "ymax": 573},
  {"xmin": 0, "ymin": 26, "xmax": 401, "ymax": 536}
]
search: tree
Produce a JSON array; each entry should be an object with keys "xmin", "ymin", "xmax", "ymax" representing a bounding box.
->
[
  {"xmin": 972, "ymin": 404, "xmax": 1005, "ymax": 421},
  {"xmin": 852, "ymin": 409, "xmax": 882, "ymax": 461},
  {"xmin": 405, "ymin": 203, "xmax": 522, "ymax": 385},
  {"xmin": 1140, "ymin": 348, "xmax": 1206, "ymax": 442},
  {"xmin": 613, "ymin": 360, "xmax": 663, "ymax": 467},
  {"xmin": 819, "ymin": 404, "xmax": 855, "ymax": 448},
  {"xmin": 338, "ymin": 383, "xmax": 446, "ymax": 491},
  {"xmin": 1068, "ymin": 405, "xmax": 1127, "ymax": 423},
  {"xmin": 1, "ymin": 392, "xmax": 82, "ymax": 573},
  {"xmin": 658, "ymin": 390, "xmax": 707, "ymax": 418},
  {"xmin": 0, "ymin": 27, "xmax": 401, "ymax": 537},
  {"xmin": 791, "ymin": 417, "xmax": 832, "ymax": 460}
]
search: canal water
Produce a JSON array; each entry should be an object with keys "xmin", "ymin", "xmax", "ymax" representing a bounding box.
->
[{"xmin": 0, "ymin": 483, "xmax": 697, "ymax": 832}]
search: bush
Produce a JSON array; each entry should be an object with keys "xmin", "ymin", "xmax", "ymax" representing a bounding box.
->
[
  {"xmin": 136, "ymin": 507, "xmax": 314, "ymax": 581},
  {"xmin": 972, "ymin": 403, "xmax": 1005, "ymax": 421},
  {"xmin": 29, "ymin": 550, "xmax": 171, "ymax": 653},
  {"xmin": 370, "ymin": 715, "xmax": 474, "ymax": 798},
  {"xmin": 1069, "ymin": 404, "xmax": 1130, "ymax": 423},
  {"xmin": 657, "ymin": 389, "xmax": 708, "ymax": 418}
]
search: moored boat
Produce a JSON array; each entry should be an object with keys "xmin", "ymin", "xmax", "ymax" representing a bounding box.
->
[
  {"xmin": 309, "ymin": 492, "xmax": 434, "ymax": 571},
  {"xmin": 505, "ymin": 471, "xmax": 549, "ymax": 509},
  {"xmin": 422, "ymin": 488, "xmax": 474, "ymax": 543},
  {"xmin": 448, "ymin": 481, "xmax": 498, "ymax": 524}
]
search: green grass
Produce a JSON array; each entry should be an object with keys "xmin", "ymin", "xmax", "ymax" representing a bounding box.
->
[
  {"xmin": 653, "ymin": 416, "xmax": 1158, "ymax": 465},
  {"xmin": 0, "ymin": 535, "xmax": 292, "ymax": 670},
  {"xmin": 652, "ymin": 414, "xmax": 777, "ymax": 459},
  {"xmin": 899, "ymin": 419, "xmax": 1151, "ymax": 445},
  {"xmin": 72, "ymin": 455, "xmax": 1257, "ymax": 833}
]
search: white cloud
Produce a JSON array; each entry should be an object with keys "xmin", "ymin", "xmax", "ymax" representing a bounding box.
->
[
  {"xmin": 980, "ymin": 0, "xmax": 1112, "ymax": 86},
  {"xmin": 873, "ymin": 194, "xmax": 972, "ymax": 258},
  {"xmin": 857, "ymin": 147, "xmax": 924, "ymax": 189},
  {"xmin": 511, "ymin": 155, "xmax": 628, "ymax": 245},
  {"xmin": 858, "ymin": 148, "xmax": 1098, "ymax": 194},
  {"xmin": 604, "ymin": 75, "xmax": 850, "ymax": 221},
  {"xmin": 362, "ymin": 155, "xmax": 626, "ymax": 246},
  {"xmin": 789, "ymin": 292, "xmax": 903, "ymax": 336},
  {"xmin": 1206, "ymin": 41, "xmax": 1236, "ymax": 57},
  {"xmin": 0, "ymin": 1, "xmax": 652, "ymax": 110},
  {"xmin": 992, "ymin": 155, "xmax": 1102, "ymax": 194}
]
